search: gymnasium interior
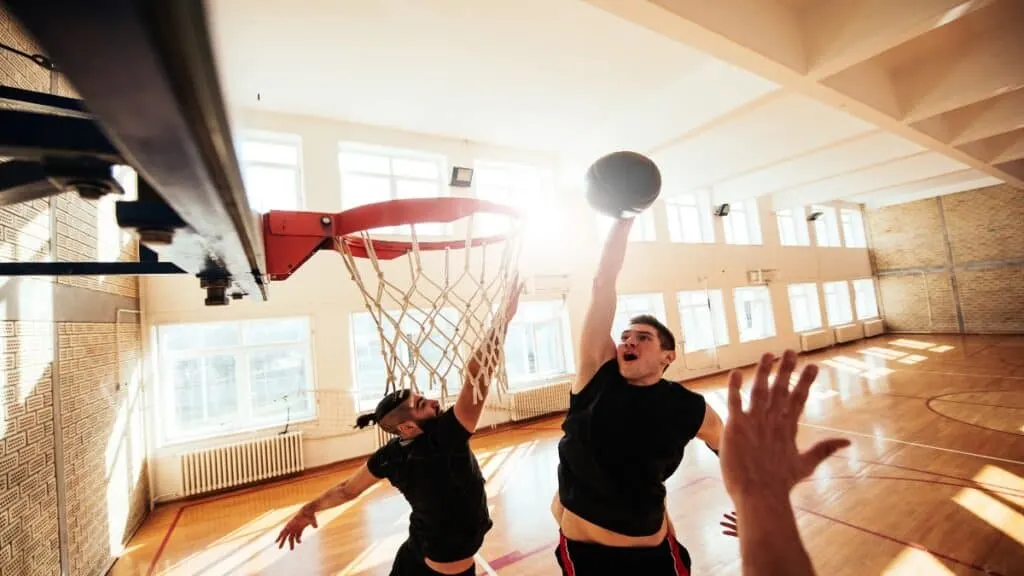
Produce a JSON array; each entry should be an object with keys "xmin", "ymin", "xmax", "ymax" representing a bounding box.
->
[{"xmin": 1, "ymin": 1, "xmax": 1023, "ymax": 575}]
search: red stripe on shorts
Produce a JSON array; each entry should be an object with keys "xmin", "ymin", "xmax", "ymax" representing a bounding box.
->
[
  {"xmin": 558, "ymin": 532, "xmax": 576, "ymax": 576},
  {"xmin": 667, "ymin": 536, "xmax": 689, "ymax": 576}
]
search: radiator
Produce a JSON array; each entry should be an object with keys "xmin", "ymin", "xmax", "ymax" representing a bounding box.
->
[
  {"xmin": 509, "ymin": 380, "xmax": 571, "ymax": 421},
  {"xmin": 834, "ymin": 323, "xmax": 864, "ymax": 344},
  {"xmin": 799, "ymin": 330, "xmax": 831, "ymax": 352},
  {"xmin": 375, "ymin": 425, "xmax": 398, "ymax": 449},
  {"xmin": 180, "ymin": 432, "xmax": 304, "ymax": 497},
  {"xmin": 863, "ymin": 318, "xmax": 884, "ymax": 337}
]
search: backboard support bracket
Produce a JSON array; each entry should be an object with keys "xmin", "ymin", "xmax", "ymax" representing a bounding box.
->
[{"xmin": 1, "ymin": 0, "xmax": 270, "ymax": 305}]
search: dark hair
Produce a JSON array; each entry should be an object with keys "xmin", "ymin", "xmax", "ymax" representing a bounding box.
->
[
  {"xmin": 629, "ymin": 314, "xmax": 676, "ymax": 351},
  {"xmin": 355, "ymin": 389, "xmax": 412, "ymax": 432}
]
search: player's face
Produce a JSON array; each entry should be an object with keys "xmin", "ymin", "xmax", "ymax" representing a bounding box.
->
[{"xmin": 617, "ymin": 325, "xmax": 672, "ymax": 381}]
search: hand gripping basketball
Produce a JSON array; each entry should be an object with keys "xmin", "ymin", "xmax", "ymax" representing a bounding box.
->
[{"xmin": 584, "ymin": 151, "xmax": 662, "ymax": 219}]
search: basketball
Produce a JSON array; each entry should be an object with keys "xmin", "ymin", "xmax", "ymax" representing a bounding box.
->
[{"xmin": 584, "ymin": 151, "xmax": 662, "ymax": 219}]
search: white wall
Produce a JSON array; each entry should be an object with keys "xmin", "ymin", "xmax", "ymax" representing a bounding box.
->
[{"xmin": 141, "ymin": 107, "xmax": 872, "ymax": 502}]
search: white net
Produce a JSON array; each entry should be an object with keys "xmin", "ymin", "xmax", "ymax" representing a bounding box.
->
[{"xmin": 333, "ymin": 206, "xmax": 523, "ymax": 407}]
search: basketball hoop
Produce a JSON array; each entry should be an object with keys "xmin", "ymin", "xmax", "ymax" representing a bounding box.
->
[{"xmin": 263, "ymin": 197, "xmax": 524, "ymax": 404}]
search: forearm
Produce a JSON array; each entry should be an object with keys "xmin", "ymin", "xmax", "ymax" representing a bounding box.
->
[
  {"xmin": 594, "ymin": 218, "xmax": 633, "ymax": 286},
  {"xmin": 464, "ymin": 327, "xmax": 505, "ymax": 395},
  {"xmin": 735, "ymin": 494, "xmax": 816, "ymax": 576},
  {"xmin": 305, "ymin": 481, "xmax": 356, "ymax": 513}
]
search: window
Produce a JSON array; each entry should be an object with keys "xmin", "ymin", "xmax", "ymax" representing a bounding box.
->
[
  {"xmin": 852, "ymin": 278, "xmax": 879, "ymax": 320},
  {"xmin": 504, "ymin": 300, "xmax": 574, "ymax": 388},
  {"xmin": 239, "ymin": 133, "xmax": 303, "ymax": 212},
  {"xmin": 840, "ymin": 208, "xmax": 867, "ymax": 248},
  {"xmin": 723, "ymin": 198, "xmax": 762, "ymax": 245},
  {"xmin": 666, "ymin": 192, "xmax": 714, "ymax": 244},
  {"xmin": 596, "ymin": 210, "xmax": 656, "ymax": 242},
  {"xmin": 776, "ymin": 208, "xmax": 810, "ymax": 246},
  {"xmin": 823, "ymin": 281, "xmax": 853, "ymax": 326},
  {"xmin": 787, "ymin": 283, "xmax": 822, "ymax": 333},
  {"xmin": 613, "ymin": 293, "xmax": 668, "ymax": 339},
  {"xmin": 157, "ymin": 317, "xmax": 315, "ymax": 443},
  {"xmin": 350, "ymin": 308, "xmax": 460, "ymax": 409},
  {"xmin": 338, "ymin": 143, "xmax": 448, "ymax": 235},
  {"xmin": 734, "ymin": 286, "xmax": 776, "ymax": 342},
  {"xmin": 474, "ymin": 161, "xmax": 550, "ymax": 235},
  {"xmin": 812, "ymin": 205, "xmax": 842, "ymax": 247},
  {"xmin": 677, "ymin": 290, "xmax": 729, "ymax": 352}
]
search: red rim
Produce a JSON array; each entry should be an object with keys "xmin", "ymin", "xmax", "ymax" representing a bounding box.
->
[{"xmin": 333, "ymin": 197, "xmax": 522, "ymax": 260}]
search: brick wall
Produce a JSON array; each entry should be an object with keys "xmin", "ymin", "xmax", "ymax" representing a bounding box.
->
[
  {"xmin": 865, "ymin": 184, "xmax": 1024, "ymax": 333},
  {"xmin": 1, "ymin": 8, "xmax": 149, "ymax": 576}
]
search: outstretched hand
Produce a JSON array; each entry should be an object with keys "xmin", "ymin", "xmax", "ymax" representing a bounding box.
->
[
  {"xmin": 275, "ymin": 505, "xmax": 318, "ymax": 550},
  {"xmin": 721, "ymin": 350, "xmax": 850, "ymax": 502},
  {"xmin": 720, "ymin": 511, "xmax": 738, "ymax": 538}
]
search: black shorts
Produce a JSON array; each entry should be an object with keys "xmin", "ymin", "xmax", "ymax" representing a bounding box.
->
[
  {"xmin": 554, "ymin": 531, "xmax": 692, "ymax": 576},
  {"xmin": 390, "ymin": 539, "xmax": 477, "ymax": 576}
]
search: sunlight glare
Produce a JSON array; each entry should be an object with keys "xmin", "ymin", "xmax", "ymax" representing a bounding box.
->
[
  {"xmin": 972, "ymin": 466, "xmax": 1024, "ymax": 506},
  {"xmin": 18, "ymin": 318, "xmax": 53, "ymax": 403},
  {"xmin": 952, "ymin": 487, "xmax": 1024, "ymax": 546},
  {"xmin": 881, "ymin": 546, "xmax": 956, "ymax": 575},
  {"xmin": 898, "ymin": 354, "xmax": 927, "ymax": 365},
  {"xmin": 822, "ymin": 359, "xmax": 861, "ymax": 375},
  {"xmin": 935, "ymin": 1, "xmax": 976, "ymax": 27},
  {"xmin": 929, "ymin": 345, "xmax": 955, "ymax": 353},
  {"xmin": 338, "ymin": 531, "xmax": 406, "ymax": 575},
  {"xmin": 862, "ymin": 347, "xmax": 906, "ymax": 360},
  {"xmin": 890, "ymin": 339, "xmax": 935, "ymax": 350}
]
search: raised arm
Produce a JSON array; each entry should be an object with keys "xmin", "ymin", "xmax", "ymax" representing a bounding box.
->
[
  {"xmin": 454, "ymin": 280, "xmax": 523, "ymax": 433},
  {"xmin": 696, "ymin": 402, "xmax": 725, "ymax": 454},
  {"xmin": 276, "ymin": 463, "xmax": 380, "ymax": 550},
  {"xmin": 573, "ymin": 217, "xmax": 633, "ymax": 394}
]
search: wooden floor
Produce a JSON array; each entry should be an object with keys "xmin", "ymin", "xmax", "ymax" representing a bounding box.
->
[{"xmin": 111, "ymin": 334, "xmax": 1024, "ymax": 575}]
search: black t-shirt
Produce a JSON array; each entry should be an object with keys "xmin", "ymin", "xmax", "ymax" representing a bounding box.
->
[
  {"xmin": 557, "ymin": 359, "xmax": 707, "ymax": 537},
  {"xmin": 367, "ymin": 409, "xmax": 492, "ymax": 562}
]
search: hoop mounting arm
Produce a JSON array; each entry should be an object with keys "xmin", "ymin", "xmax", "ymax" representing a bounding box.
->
[{"xmin": 263, "ymin": 198, "xmax": 521, "ymax": 282}]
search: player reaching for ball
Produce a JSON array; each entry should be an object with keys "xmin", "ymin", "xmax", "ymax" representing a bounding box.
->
[
  {"xmin": 275, "ymin": 281, "xmax": 523, "ymax": 576},
  {"xmin": 550, "ymin": 152, "xmax": 727, "ymax": 575}
]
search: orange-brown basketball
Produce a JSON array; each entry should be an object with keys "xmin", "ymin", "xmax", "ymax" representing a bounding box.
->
[{"xmin": 584, "ymin": 151, "xmax": 662, "ymax": 219}]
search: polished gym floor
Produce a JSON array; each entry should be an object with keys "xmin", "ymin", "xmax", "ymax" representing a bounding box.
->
[{"xmin": 111, "ymin": 334, "xmax": 1024, "ymax": 575}]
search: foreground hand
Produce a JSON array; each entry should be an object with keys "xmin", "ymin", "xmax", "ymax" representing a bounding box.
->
[
  {"xmin": 721, "ymin": 350, "xmax": 850, "ymax": 501},
  {"xmin": 720, "ymin": 511, "xmax": 738, "ymax": 538},
  {"xmin": 275, "ymin": 505, "xmax": 318, "ymax": 550}
]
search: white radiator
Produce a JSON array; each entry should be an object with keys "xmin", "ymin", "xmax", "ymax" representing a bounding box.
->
[
  {"xmin": 863, "ymin": 318, "xmax": 884, "ymax": 337},
  {"xmin": 375, "ymin": 425, "xmax": 398, "ymax": 449},
  {"xmin": 834, "ymin": 323, "xmax": 864, "ymax": 344},
  {"xmin": 799, "ymin": 330, "xmax": 831, "ymax": 352},
  {"xmin": 509, "ymin": 380, "xmax": 571, "ymax": 421},
  {"xmin": 180, "ymin": 432, "xmax": 304, "ymax": 497}
]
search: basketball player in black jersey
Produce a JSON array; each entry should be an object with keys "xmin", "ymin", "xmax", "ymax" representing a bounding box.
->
[
  {"xmin": 551, "ymin": 217, "xmax": 726, "ymax": 575},
  {"xmin": 276, "ymin": 283, "xmax": 522, "ymax": 576}
]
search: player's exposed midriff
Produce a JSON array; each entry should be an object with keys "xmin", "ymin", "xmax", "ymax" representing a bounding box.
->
[{"xmin": 550, "ymin": 492, "xmax": 670, "ymax": 548}]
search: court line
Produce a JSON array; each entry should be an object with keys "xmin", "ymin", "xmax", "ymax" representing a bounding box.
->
[
  {"xmin": 475, "ymin": 553, "xmax": 498, "ymax": 576},
  {"xmin": 799, "ymin": 422, "xmax": 1024, "ymax": 466}
]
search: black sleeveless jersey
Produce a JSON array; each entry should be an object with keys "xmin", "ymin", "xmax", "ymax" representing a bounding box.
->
[
  {"xmin": 557, "ymin": 359, "xmax": 708, "ymax": 537},
  {"xmin": 367, "ymin": 409, "xmax": 492, "ymax": 562}
]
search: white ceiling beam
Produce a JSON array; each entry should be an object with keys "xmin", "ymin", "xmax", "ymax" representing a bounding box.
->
[
  {"xmin": 897, "ymin": 22, "xmax": 1024, "ymax": 123},
  {"xmin": 912, "ymin": 87, "xmax": 1024, "ymax": 145},
  {"xmin": 650, "ymin": 0, "xmax": 807, "ymax": 73},
  {"xmin": 958, "ymin": 128, "xmax": 1024, "ymax": 164},
  {"xmin": 771, "ymin": 151, "xmax": 968, "ymax": 209},
  {"xmin": 583, "ymin": 0, "xmax": 1024, "ymax": 191},
  {"xmin": 802, "ymin": 0, "xmax": 994, "ymax": 80},
  {"xmin": 847, "ymin": 168, "xmax": 1000, "ymax": 205}
]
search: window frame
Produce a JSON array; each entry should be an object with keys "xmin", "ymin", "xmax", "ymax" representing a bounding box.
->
[
  {"xmin": 823, "ymin": 281, "xmax": 854, "ymax": 326},
  {"xmin": 155, "ymin": 316, "xmax": 317, "ymax": 446},
  {"xmin": 733, "ymin": 286, "xmax": 776, "ymax": 343},
  {"xmin": 238, "ymin": 131, "xmax": 305, "ymax": 212},
  {"xmin": 852, "ymin": 278, "xmax": 880, "ymax": 320},
  {"xmin": 337, "ymin": 142, "xmax": 450, "ymax": 236},
  {"xmin": 596, "ymin": 209, "xmax": 657, "ymax": 243},
  {"xmin": 503, "ymin": 299, "xmax": 575, "ymax": 389},
  {"xmin": 723, "ymin": 198, "xmax": 763, "ymax": 246},
  {"xmin": 786, "ymin": 282, "xmax": 823, "ymax": 333},
  {"xmin": 677, "ymin": 289, "xmax": 729, "ymax": 353},
  {"xmin": 840, "ymin": 208, "xmax": 868, "ymax": 248},
  {"xmin": 812, "ymin": 205, "xmax": 842, "ymax": 248},
  {"xmin": 776, "ymin": 208, "xmax": 810, "ymax": 247},
  {"xmin": 666, "ymin": 192, "xmax": 715, "ymax": 244}
]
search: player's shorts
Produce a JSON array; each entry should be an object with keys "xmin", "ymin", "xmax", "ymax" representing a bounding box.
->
[
  {"xmin": 390, "ymin": 539, "xmax": 477, "ymax": 576},
  {"xmin": 554, "ymin": 530, "xmax": 692, "ymax": 576}
]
